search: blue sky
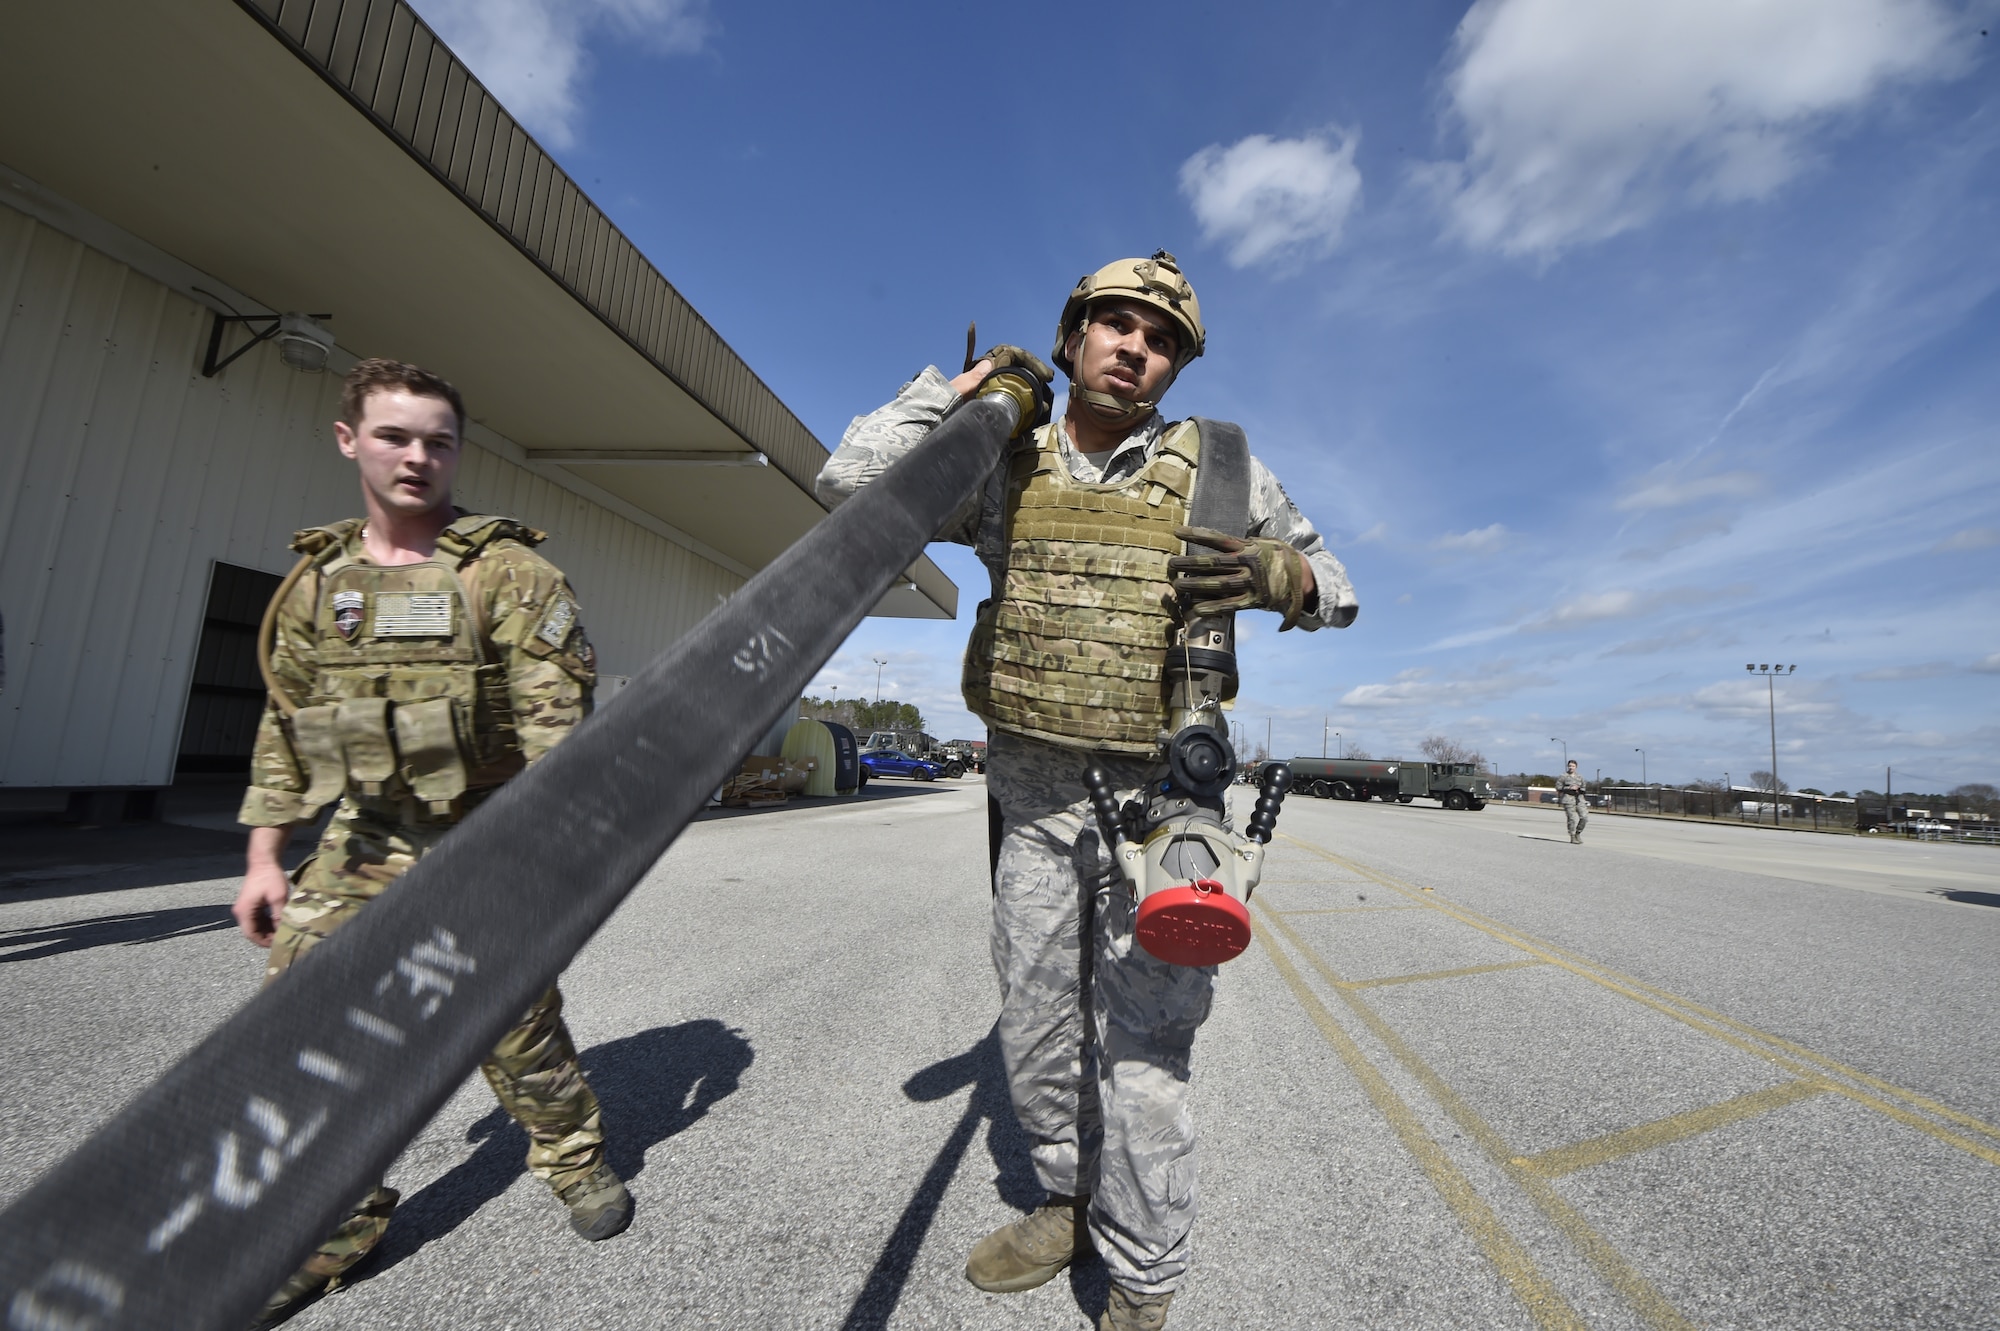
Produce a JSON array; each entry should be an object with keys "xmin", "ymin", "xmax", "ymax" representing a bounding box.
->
[{"xmin": 413, "ymin": 0, "xmax": 1999, "ymax": 792}]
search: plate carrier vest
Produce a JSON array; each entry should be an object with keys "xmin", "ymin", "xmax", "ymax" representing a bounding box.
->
[
  {"xmin": 260, "ymin": 513, "xmax": 544, "ymax": 818},
  {"xmin": 962, "ymin": 418, "xmax": 1249, "ymax": 755}
]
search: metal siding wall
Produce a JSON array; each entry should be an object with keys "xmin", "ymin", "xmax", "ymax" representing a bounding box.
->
[{"xmin": 0, "ymin": 206, "xmax": 740, "ymax": 789}]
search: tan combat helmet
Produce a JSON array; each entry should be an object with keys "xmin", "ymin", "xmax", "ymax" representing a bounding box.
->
[{"xmin": 1051, "ymin": 249, "xmax": 1206, "ymax": 379}]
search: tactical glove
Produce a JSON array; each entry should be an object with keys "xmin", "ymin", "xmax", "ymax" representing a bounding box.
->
[
  {"xmin": 971, "ymin": 345, "xmax": 1055, "ymax": 389},
  {"xmin": 1168, "ymin": 526, "xmax": 1311, "ymax": 629}
]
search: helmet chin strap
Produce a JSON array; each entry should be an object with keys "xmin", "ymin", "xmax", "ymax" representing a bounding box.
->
[{"xmin": 1070, "ymin": 382, "xmax": 1154, "ymax": 432}]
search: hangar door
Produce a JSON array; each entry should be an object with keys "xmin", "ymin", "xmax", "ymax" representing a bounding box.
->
[{"xmin": 176, "ymin": 562, "xmax": 282, "ymax": 775}]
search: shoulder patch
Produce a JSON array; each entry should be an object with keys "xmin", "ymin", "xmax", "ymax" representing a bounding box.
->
[{"xmin": 535, "ymin": 596, "xmax": 578, "ymax": 649}]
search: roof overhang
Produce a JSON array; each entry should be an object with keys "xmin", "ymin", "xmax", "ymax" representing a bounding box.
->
[{"xmin": 0, "ymin": 0, "xmax": 955, "ymax": 619}]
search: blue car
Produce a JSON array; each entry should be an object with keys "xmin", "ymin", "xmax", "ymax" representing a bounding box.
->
[{"xmin": 858, "ymin": 747, "xmax": 943, "ymax": 782}]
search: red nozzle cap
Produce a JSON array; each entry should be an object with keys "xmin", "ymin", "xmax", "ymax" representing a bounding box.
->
[{"xmin": 1135, "ymin": 879, "xmax": 1251, "ymax": 967}]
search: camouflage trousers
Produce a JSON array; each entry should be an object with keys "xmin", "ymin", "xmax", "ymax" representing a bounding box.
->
[
  {"xmin": 263, "ymin": 795, "xmax": 606, "ymax": 1288},
  {"xmin": 986, "ymin": 731, "xmax": 1217, "ymax": 1297},
  {"xmin": 1561, "ymin": 797, "xmax": 1588, "ymax": 839}
]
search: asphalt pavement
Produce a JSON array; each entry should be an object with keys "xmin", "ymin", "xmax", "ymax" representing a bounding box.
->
[{"xmin": 2, "ymin": 782, "xmax": 1997, "ymax": 1328}]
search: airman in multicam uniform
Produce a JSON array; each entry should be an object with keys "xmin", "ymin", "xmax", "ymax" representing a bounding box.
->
[
  {"xmin": 230, "ymin": 359, "xmax": 629, "ymax": 1325},
  {"xmin": 1558, "ymin": 760, "xmax": 1589, "ymax": 843},
  {"xmin": 818, "ymin": 253, "xmax": 1358, "ymax": 1330}
]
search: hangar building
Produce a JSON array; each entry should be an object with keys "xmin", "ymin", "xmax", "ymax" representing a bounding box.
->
[{"xmin": 0, "ymin": 0, "xmax": 955, "ymax": 818}]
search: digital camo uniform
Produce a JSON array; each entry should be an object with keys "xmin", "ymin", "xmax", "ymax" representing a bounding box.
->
[
  {"xmin": 239, "ymin": 513, "xmax": 609, "ymax": 1299},
  {"xmin": 1558, "ymin": 771, "xmax": 1589, "ymax": 842},
  {"xmin": 818, "ymin": 367, "xmax": 1357, "ymax": 1297}
]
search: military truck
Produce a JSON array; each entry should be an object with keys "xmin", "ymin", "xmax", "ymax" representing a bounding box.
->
[{"xmin": 1271, "ymin": 757, "xmax": 1496, "ymax": 811}]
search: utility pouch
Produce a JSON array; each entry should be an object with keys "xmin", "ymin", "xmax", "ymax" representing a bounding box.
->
[
  {"xmin": 394, "ymin": 696, "xmax": 468, "ymax": 815},
  {"xmin": 471, "ymin": 663, "xmax": 518, "ymax": 765},
  {"xmin": 291, "ymin": 705, "xmax": 348, "ymax": 816},
  {"xmin": 958, "ymin": 599, "xmax": 999, "ymax": 713},
  {"xmin": 335, "ymin": 697, "xmax": 398, "ymax": 796}
]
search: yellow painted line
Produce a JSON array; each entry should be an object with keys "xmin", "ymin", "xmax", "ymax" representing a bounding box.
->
[
  {"xmin": 1260, "ymin": 905, "xmax": 1701, "ymax": 1331},
  {"xmin": 1521, "ymin": 948, "xmax": 2000, "ymax": 1148},
  {"xmin": 1250, "ymin": 920, "xmax": 1587, "ymax": 1331},
  {"xmin": 1516, "ymin": 1080, "xmax": 1830, "ymax": 1178},
  {"xmin": 1265, "ymin": 904, "xmax": 1427, "ymax": 917},
  {"xmin": 1278, "ymin": 834, "xmax": 2000, "ymax": 1170},
  {"xmin": 1341, "ymin": 958, "xmax": 1550, "ymax": 990}
]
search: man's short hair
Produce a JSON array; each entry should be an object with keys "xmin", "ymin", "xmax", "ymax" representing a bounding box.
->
[{"xmin": 340, "ymin": 358, "xmax": 465, "ymax": 433}]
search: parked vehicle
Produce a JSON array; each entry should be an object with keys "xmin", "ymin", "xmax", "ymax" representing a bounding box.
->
[
  {"xmin": 858, "ymin": 747, "xmax": 946, "ymax": 782},
  {"xmin": 1271, "ymin": 757, "xmax": 1497, "ymax": 811},
  {"xmin": 865, "ymin": 730, "xmax": 965, "ymax": 778},
  {"xmin": 938, "ymin": 740, "xmax": 985, "ymax": 775}
]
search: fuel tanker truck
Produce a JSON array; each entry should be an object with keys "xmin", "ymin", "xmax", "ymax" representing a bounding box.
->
[{"xmin": 1273, "ymin": 756, "xmax": 1496, "ymax": 810}]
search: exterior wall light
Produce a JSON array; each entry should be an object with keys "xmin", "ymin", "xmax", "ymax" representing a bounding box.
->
[
  {"xmin": 277, "ymin": 313, "xmax": 336, "ymax": 372},
  {"xmin": 202, "ymin": 310, "xmax": 334, "ymax": 377}
]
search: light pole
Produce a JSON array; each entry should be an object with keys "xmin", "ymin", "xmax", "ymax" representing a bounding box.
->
[
  {"xmin": 1550, "ymin": 737, "xmax": 1566, "ymax": 766},
  {"xmin": 1745, "ymin": 664, "xmax": 1795, "ymax": 826},
  {"xmin": 872, "ymin": 655, "xmax": 888, "ymax": 705},
  {"xmin": 1335, "ymin": 731, "xmax": 1342, "ymax": 759},
  {"xmin": 1634, "ymin": 748, "xmax": 1646, "ymax": 786},
  {"xmin": 1266, "ymin": 717, "xmax": 1273, "ymax": 762},
  {"xmin": 1323, "ymin": 716, "xmax": 1329, "ymax": 759}
]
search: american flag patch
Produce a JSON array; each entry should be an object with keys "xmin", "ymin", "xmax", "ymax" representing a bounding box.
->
[{"xmin": 374, "ymin": 592, "xmax": 455, "ymax": 637}]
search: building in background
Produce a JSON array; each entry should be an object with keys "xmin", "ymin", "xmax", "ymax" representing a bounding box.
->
[{"xmin": 0, "ymin": 0, "xmax": 956, "ymax": 818}]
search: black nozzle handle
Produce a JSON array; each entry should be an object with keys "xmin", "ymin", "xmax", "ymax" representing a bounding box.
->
[
  {"xmin": 1248, "ymin": 762, "xmax": 1290, "ymax": 844},
  {"xmin": 1083, "ymin": 764, "xmax": 1125, "ymax": 848}
]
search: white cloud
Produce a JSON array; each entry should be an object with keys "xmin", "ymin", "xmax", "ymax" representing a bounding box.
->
[
  {"xmin": 1619, "ymin": 514, "xmax": 1737, "ymax": 562},
  {"xmin": 1340, "ymin": 668, "xmax": 1534, "ymax": 708},
  {"xmin": 1853, "ymin": 661, "xmax": 1956, "ymax": 681},
  {"xmin": 1180, "ymin": 131, "xmax": 1363, "ymax": 268},
  {"xmin": 1975, "ymin": 653, "xmax": 2000, "ymax": 675},
  {"xmin": 1424, "ymin": 0, "xmax": 1965, "ymax": 257},
  {"xmin": 1535, "ymin": 589, "xmax": 1640, "ymax": 628},
  {"xmin": 413, "ymin": 0, "xmax": 711, "ymax": 149},
  {"xmin": 1354, "ymin": 521, "xmax": 1389, "ymax": 544},
  {"xmin": 1935, "ymin": 527, "xmax": 2000, "ymax": 552},
  {"xmin": 1615, "ymin": 470, "xmax": 1763, "ymax": 512},
  {"xmin": 1689, "ymin": 677, "xmax": 1840, "ymax": 723},
  {"xmin": 1603, "ymin": 625, "xmax": 1720, "ymax": 657},
  {"xmin": 1526, "ymin": 584, "xmax": 1736, "ymax": 632},
  {"xmin": 1435, "ymin": 522, "xmax": 1510, "ymax": 553}
]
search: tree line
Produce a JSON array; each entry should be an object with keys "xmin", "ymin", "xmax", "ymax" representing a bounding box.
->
[{"xmin": 798, "ymin": 694, "xmax": 927, "ymax": 737}]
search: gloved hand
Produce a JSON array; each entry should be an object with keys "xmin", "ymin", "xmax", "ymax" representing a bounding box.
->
[
  {"xmin": 1168, "ymin": 526, "xmax": 1311, "ymax": 629},
  {"xmin": 970, "ymin": 345, "xmax": 1054, "ymax": 388}
]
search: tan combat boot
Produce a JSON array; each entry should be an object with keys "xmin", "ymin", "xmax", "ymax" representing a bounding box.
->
[
  {"xmin": 964, "ymin": 1194, "xmax": 1089, "ymax": 1293},
  {"xmin": 1101, "ymin": 1284, "xmax": 1174, "ymax": 1330},
  {"xmin": 251, "ymin": 1185, "xmax": 398, "ymax": 1326},
  {"xmin": 557, "ymin": 1161, "xmax": 632, "ymax": 1240}
]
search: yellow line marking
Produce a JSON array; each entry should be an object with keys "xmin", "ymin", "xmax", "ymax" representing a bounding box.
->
[
  {"xmin": 1523, "ymin": 947, "xmax": 2000, "ymax": 1148},
  {"xmin": 1265, "ymin": 904, "xmax": 1427, "ymax": 916},
  {"xmin": 1277, "ymin": 833, "xmax": 2000, "ymax": 1170},
  {"xmin": 1251, "ymin": 920, "xmax": 1587, "ymax": 1331},
  {"xmin": 1516, "ymin": 1080, "xmax": 1829, "ymax": 1178},
  {"xmin": 1260, "ymin": 905, "xmax": 1701, "ymax": 1331},
  {"xmin": 1341, "ymin": 958, "xmax": 1550, "ymax": 990}
]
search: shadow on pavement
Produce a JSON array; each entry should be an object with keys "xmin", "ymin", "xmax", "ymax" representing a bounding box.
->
[
  {"xmin": 693, "ymin": 781, "xmax": 968, "ymax": 822},
  {"xmin": 0, "ymin": 813, "xmax": 319, "ymax": 903},
  {"xmin": 840, "ymin": 1025, "xmax": 1082, "ymax": 1331},
  {"xmin": 0, "ymin": 903, "xmax": 237, "ymax": 963},
  {"xmin": 363, "ymin": 1018, "xmax": 754, "ymax": 1276},
  {"xmin": 1938, "ymin": 890, "xmax": 2000, "ymax": 908}
]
